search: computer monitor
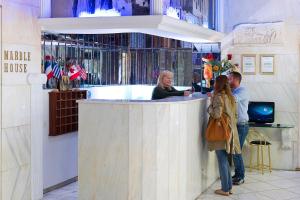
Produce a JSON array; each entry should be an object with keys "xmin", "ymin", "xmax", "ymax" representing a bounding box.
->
[{"xmin": 248, "ymin": 101, "xmax": 275, "ymax": 124}]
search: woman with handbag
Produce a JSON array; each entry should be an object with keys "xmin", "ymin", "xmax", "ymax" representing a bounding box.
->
[{"xmin": 206, "ymin": 75, "xmax": 241, "ymax": 196}]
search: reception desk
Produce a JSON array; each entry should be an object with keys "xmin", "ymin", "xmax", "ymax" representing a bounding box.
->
[{"xmin": 77, "ymin": 93, "xmax": 219, "ymax": 200}]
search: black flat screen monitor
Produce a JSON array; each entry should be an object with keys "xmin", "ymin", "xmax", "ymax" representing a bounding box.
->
[{"xmin": 248, "ymin": 102, "xmax": 275, "ymax": 124}]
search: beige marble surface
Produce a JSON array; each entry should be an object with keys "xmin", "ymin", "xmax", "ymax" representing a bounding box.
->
[
  {"xmin": 78, "ymin": 97, "xmax": 219, "ymax": 200},
  {"xmin": 0, "ymin": 1, "xmax": 43, "ymax": 200},
  {"xmin": 222, "ymin": 22, "xmax": 300, "ymax": 170}
]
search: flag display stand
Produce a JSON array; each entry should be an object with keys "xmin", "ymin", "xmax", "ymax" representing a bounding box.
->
[{"xmin": 49, "ymin": 90, "xmax": 87, "ymax": 136}]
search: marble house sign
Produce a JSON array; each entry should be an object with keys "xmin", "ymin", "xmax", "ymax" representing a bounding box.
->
[
  {"xmin": 233, "ymin": 22, "xmax": 283, "ymax": 45},
  {"xmin": 2, "ymin": 45, "xmax": 33, "ymax": 73}
]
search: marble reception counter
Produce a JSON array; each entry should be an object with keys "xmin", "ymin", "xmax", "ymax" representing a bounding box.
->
[{"xmin": 77, "ymin": 94, "xmax": 219, "ymax": 200}]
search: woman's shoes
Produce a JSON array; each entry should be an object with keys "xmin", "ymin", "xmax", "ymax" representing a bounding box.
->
[{"xmin": 214, "ymin": 189, "xmax": 230, "ymax": 196}]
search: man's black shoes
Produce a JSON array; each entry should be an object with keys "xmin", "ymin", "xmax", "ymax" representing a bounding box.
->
[{"xmin": 233, "ymin": 178, "xmax": 245, "ymax": 185}]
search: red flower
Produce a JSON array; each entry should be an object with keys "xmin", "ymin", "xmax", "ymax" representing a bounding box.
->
[
  {"xmin": 206, "ymin": 53, "xmax": 214, "ymax": 61},
  {"xmin": 227, "ymin": 54, "xmax": 232, "ymax": 60},
  {"xmin": 45, "ymin": 55, "xmax": 51, "ymax": 60}
]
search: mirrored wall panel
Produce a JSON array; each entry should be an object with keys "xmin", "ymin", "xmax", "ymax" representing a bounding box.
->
[{"xmin": 41, "ymin": 32, "xmax": 197, "ymax": 89}]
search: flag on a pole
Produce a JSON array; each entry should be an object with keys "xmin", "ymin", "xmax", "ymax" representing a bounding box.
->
[
  {"xmin": 44, "ymin": 56, "xmax": 53, "ymax": 80},
  {"xmin": 76, "ymin": 65, "xmax": 87, "ymax": 80},
  {"xmin": 68, "ymin": 64, "xmax": 80, "ymax": 81},
  {"xmin": 52, "ymin": 62, "xmax": 62, "ymax": 79}
]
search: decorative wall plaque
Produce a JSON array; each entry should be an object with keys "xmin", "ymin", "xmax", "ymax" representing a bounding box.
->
[{"xmin": 233, "ymin": 22, "xmax": 283, "ymax": 45}]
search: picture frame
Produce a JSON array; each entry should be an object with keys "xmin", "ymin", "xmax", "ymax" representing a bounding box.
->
[
  {"xmin": 260, "ymin": 55, "xmax": 274, "ymax": 74},
  {"xmin": 241, "ymin": 54, "xmax": 256, "ymax": 74}
]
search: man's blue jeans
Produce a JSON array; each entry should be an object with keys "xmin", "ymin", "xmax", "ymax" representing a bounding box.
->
[
  {"xmin": 233, "ymin": 124, "xmax": 249, "ymax": 179},
  {"xmin": 216, "ymin": 150, "xmax": 232, "ymax": 192}
]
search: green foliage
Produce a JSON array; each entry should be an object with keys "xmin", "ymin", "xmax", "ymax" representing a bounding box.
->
[{"xmin": 204, "ymin": 58, "xmax": 234, "ymax": 75}]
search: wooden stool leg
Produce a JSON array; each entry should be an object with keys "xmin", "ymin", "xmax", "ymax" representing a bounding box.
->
[
  {"xmin": 249, "ymin": 144, "xmax": 253, "ymax": 172},
  {"xmin": 268, "ymin": 145, "xmax": 272, "ymax": 172},
  {"xmin": 261, "ymin": 145, "xmax": 264, "ymax": 174}
]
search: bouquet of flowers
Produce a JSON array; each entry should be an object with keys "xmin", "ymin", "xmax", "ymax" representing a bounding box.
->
[{"xmin": 202, "ymin": 53, "xmax": 236, "ymax": 87}]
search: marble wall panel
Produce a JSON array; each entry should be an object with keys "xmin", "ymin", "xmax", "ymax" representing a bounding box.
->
[
  {"xmin": 177, "ymin": 104, "xmax": 188, "ymax": 200},
  {"xmin": 155, "ymin": 104, "xmax": 170, "ymax": 200},
  {"xmin": 78, "ymin": 99, "xmax": 218, "ymax": 200},
  {"xmin": 242, "ymin": 82, "xmax": 298, "ymax": 113},
  {"xmin": 141, "ymin": 105, "xmax": 158, "ymax": 200},
  {"xmin": 185, "ymin": 101, "xmax": 201, "ymax": 200},
  {"xmin": 274, "ymin": 54, "xmax": 299, "ymax": 83},
  {"xmin": 2, "ymin": 85, "xmax": 30, "ymax": 129},
  {"xmin": 2, "ymin": 1, "xmax": 41, "ymax": 46},
  {"xmin": 168, "ymin": 103, "xmax": 181, "ymax": 200},
  {"xmin": 128, "ymin": 105, "xmax": 143, "ymax": 200},
  {"xmin": 275, "ymin": 112, "xmax": 298, "ymax": 128},
  {"xmin": 2, "ymin": 164, "xmax": 31, "ymax": 200},
  {"xmin": 78, "ymin": 103, "xmax": 129, "ymax": 200},
  {"xmin": 2, "ymin": 125, "xmax": 30, "ymax": 172},
  {"xmin": 1, "ymin": 0, "xmax": 43, "ymax": 200}
]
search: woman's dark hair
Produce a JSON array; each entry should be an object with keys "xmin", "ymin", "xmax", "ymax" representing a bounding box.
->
[{"xmin": 214, "ymin": 75, "xmax": 235, "ymax": 106}]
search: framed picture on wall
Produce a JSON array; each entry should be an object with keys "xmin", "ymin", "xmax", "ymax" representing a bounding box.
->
[
  {"xmin": 241, "ymin": 54, "xmax": 256, "ymax": 74},
  {"xmin": 260, "ymin": 55, "xmax": 274, "ymax": 74}
]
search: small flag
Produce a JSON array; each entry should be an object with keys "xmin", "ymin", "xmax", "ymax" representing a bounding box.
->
[
  {"xmin": 68, "ymin": 64, "xmax": 80, "ymax": 81},
  {"xmin": 52, "ymin": 62, "xmax": 62, "ymax": 79},
  {"xmin": 44, "ymin": 59, "xmax": 53, "ymax": 80},
  {"xmin": 77, "ymin": 65, "xmax": 87, "ymax": 80}
]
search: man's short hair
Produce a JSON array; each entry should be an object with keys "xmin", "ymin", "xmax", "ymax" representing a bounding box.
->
[{"xmin": 229, "ymin": 71, "xmax": 242, "ymax": 83}]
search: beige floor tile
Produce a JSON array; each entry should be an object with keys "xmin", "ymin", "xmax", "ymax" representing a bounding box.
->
[
  {"xmin": 258, "ymin": 189, "xmax": 300, "ymax": 200},
  {"xmin": 267, "ymin": 179, "xmax": 299, "ymax": 189},
  {"xmin": 43, "ymin": 170, "xmax": 300, "ymax": 200}
]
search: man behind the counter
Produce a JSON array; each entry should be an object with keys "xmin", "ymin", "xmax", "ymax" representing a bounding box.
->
[
  {"xmin": 152, "ymin": 70, "xmax": 190, "ymax": 100},
  {"xmin": 228, "ymin": 71, "xmax": 249, "ymax": 185}
]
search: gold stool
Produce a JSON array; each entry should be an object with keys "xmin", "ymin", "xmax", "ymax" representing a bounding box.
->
[{"xmin": 248, "ymin": 129, "xmax": 272, "ymax": 174}]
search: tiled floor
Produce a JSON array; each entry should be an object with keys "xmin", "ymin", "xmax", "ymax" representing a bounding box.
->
[
  {"xmin": 43, "ymin": 170, "xmax": 300, "ymax": 200},
  {"xmin": 197, "ymin": 170, "xmax": 300, "ymax": 200}
]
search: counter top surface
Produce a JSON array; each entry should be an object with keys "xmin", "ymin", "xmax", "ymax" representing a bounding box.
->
[{"xmin": 77, "ymin": 92, "xmax": 208, "ymax": 104}]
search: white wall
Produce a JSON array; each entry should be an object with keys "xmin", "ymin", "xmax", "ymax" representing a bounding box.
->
[
  {"xmin": 42, "ymin": 90, "xmax": 78, "ymax": 189},
  {"xmin": 221, "ymin": 20, "xmax": 300, "ymax": 169},
  {"xmin": 220, "ymin": 0, "xmax": 300, "ymax": 170},
  {"xmin": 223, "ymin": 0, "xmax": 300, "ymax": 33}
]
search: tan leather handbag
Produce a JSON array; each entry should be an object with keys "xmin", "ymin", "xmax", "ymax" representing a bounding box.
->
[{"xmin": 205, "ymin": 113, "xmax": 231, "ymax": 142}]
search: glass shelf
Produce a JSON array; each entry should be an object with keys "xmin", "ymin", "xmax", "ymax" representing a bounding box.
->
[{"xmin": 249, "ymin": 123, "xmax": 294, "ymax": 129}]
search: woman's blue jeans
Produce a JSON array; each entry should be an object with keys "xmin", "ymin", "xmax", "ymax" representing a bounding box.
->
[{"xmin": 216, "ymin": 150, "xmax": 232, "ymax": 192}]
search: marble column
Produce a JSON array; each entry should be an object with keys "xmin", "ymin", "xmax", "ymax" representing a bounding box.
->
[
  {"xmin": 150, "ymin": 0, "xmax": 163, "ymax": 15},
  {"xmin": 40, "ymin": 0, "xmax": 52, "ymax": 18},
  {"xmin": 1, "ymin": 0, "xmax": 42, "ymax": 200},
  {"xmin": 28, "ymin": 74, "xmax": 47, "ymax": 200}
]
